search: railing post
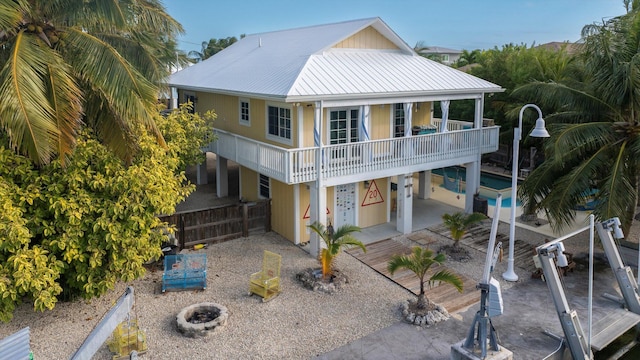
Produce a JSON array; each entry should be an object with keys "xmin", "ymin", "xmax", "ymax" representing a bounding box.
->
[
  {"xmin": 179, "ymin": 214, "xmax": 185, "ymax": 250},
  {"xmin": 265, "ymin": 199, "xmax": 271, "ymax": 232},
  {"xmin": 242, "ymin": 203, "xmax": 249, "ymax": 237}
]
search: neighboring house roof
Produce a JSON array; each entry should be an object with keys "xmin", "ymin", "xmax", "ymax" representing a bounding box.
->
[
  {"xmin": 169, "ymin": 17, "xmax": 502, "ymax": 102},
  {"xmin": 418, "ymin": 46, "xmax": 463, "ymax": 55}
]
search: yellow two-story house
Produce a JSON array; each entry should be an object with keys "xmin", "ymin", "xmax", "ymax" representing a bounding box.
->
[{"xmin": 169, "ymin": 17, "xmax": 503, "ymax": 257}]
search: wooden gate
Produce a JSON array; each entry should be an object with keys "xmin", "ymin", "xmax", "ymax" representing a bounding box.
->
[{"xmin": 159, "ymin": 200, "xmax": 271, "ymax": 249}]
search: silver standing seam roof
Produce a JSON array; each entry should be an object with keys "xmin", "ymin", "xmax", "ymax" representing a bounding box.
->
[{"xmin": 169, "ymin": 17, "xmax": 502, "ymax": 101}]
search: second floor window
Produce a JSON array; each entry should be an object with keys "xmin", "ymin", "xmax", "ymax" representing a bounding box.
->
[
  {"xmin": 239, "ymin": 99, "xmax": 250, "ymax": 125},
  {"xmin": 394, "ymin": 103, "xmax": 405, "ymax": 137},
  {"xmin": 267, "ymin": 105, "xmax": 291, "ymax": 140}
]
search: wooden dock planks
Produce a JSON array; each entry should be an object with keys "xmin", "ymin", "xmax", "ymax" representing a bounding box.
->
[{"xmin": 347, "ymin": 239, "xmax": 480, "ymax": 314}]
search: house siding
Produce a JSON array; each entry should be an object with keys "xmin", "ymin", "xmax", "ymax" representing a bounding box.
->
[
  {"xmin": 334, "ymin": 26, "xmax": 398, "ymax": 50},
  {"xmin": 240, "ymin": 166, "xmax": 258, "ymax": 200},
  {"xmin": 270, "ymin": 178, "xmax": 295, "ymax": 241},
  {"xmin": 182, "ymin": 91, "xmax": 298, "ymax": 149},
  {"xmin": 358, "ymin": 177, "xmax": 389, "ymax": 228}
]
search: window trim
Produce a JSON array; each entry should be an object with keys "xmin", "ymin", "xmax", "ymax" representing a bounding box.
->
[
  {"xmin": 327, "ymin": 107, "xmax": 360, "ymax": 145},
  {"xmin": 239, "ymin": 98, "xmax": 250, "ymax": 126},
  {"xmin": 265, "ymin": 102, "xmax": 293, "ymax": 146}
]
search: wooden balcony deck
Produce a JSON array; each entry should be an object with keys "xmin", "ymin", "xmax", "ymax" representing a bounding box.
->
[{"xmin": 206, "ymin": 126, "xmax": 500, "ymax": 186}]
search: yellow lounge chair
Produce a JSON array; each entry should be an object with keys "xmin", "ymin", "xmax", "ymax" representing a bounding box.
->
[{"xmin": 249, "ymin": 250, "xmax": 282, "ymax": 302}]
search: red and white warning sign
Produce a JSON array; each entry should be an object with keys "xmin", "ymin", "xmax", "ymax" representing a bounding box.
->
[
  {"xmin": 361, "ymin": 180, "xmax": 384, "ymax": 206},
  {"xmin": 303, "ymin": 204, "xmax": 331, "ymax": 219}
]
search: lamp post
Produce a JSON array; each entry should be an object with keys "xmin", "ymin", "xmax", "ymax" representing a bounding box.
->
[{"xmin": 502, "ymin": 104, "xmax": 550, "ymax": 282}]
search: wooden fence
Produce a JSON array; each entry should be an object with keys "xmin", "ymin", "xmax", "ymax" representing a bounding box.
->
[{"xmin": 159, "ymin": 200, "xmax": 271, "ymax": 249}]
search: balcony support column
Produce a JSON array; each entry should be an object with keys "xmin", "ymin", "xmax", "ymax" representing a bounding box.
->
[
  {"xmin": 216, "ymin": 156, "xmax": 228, "ymax": 198},
  {"xmin": 464, "ymin": 161, "xmax": 479, "ymax": 214},
  {"xmin": 309, "ymin": 184, "xmax": 327, "ymax": 258},
  {"xmin": 396, "ymin": 173, "xmax": 413, "ymax": 234},
  {"xmin": 417, "ymin": 171, "xmax": 432, "ymax": 199},
  {"xmin": 309, "ymin": 101, "xmax": 326, "ymax": 258},
  {"xmin": 196, "ymin": 156, "xmax": 208, "ymax": 185}
]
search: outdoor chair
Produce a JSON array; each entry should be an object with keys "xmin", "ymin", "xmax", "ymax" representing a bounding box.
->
[{"xmin": 249, "ymin": 250, "xmax": 282, "ymax": 302}]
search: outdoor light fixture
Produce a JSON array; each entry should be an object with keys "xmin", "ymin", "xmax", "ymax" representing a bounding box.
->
[{"xmin": 503, "ymin": 104, "xmax": 550, "ymax": 282}]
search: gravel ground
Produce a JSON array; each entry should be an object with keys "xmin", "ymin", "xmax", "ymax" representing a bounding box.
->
[
  {"xmin": 0, "ymin": 232, "xmax": 413, "ymax": 360},
  {"xmin": 2, "ymin": 215, "xmax": 632, "ymax": 360}
]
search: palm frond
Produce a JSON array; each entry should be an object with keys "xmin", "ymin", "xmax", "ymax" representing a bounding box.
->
[
  {"xmin": 387, "ymin": 253, "xmax": 424, "ymax": 279},
  {"xmin": 428, "ymin": 270, "xmax": 463, "ymax": 292},
  {"xmin": 594, "ymin": 142, "xmax": 636, "ymax": 228},
  {"xmin": 64, "ymin": 28, "xmax": 164, "ymax": 150},
  {"xmin": 0, "ymin": 32, "xmax": 59, "ymax": 164},
  {"xmin": 334, "ymin": 236, "xmax": 366, "ymax": 253},
  {"xmin": 0, "ymin": 0, "xmax": 28, "ymax": 35},
  {"xmin": 46, "ymin": 57, "xmax": 83, "ymax": 163},
  {"xmin": 514, "ymin": 82, "xmax": 615, "ymax": 119},
  {"xmin": 549, "ymin": 122, "xmax": 615, "ymax": 164}
]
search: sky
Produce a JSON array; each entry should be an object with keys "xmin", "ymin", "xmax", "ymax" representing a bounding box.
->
[{"xmin": 164, "ymin": 0, "xmax": 626, "ymax": 54}]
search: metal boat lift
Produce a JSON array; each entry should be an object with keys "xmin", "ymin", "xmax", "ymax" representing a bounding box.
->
[{"xmin": 536, "ymin": 216, "xmax": 640, "ymax": 359}]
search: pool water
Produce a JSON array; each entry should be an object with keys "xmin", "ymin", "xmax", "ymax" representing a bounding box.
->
[
  {"xmin": 483, "ymin": 195, "xmax": 520, "ymax": 207},
  {"xmin": 433, "ymin": 166, "xmax": 521, "ymax": 207},
  {"xmin": 436, "ymin": 185, "xmax": 521, "ymax": 207},
  {"xmin": 432, "ymin": 166, "xmax": 514, "ymax": 190}
]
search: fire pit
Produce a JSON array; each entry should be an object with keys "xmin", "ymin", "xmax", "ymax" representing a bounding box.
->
[{"xmin": 176, "ymin": 302, "xmax": 228, "ymax": 337}]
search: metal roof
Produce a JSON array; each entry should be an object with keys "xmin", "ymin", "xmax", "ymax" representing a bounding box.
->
[
  {"xmin": 419, "ymin": 46, "xmax": 463, "ymax": 54},
  {"xmin": 169, "ymin": 18, "xmax": 502, "ymax": 101}
]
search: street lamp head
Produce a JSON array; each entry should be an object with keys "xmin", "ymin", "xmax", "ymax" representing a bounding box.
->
[{"xmin": 529, "ymin": 118, "xmax": 550, "ymax": 138}]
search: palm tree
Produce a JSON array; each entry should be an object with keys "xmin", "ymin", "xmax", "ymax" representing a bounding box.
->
[
  {"xmin": 514, "ymin": 3, "xmax": 640, "ymax": 233},
  {"xmin": 454, "ymin": 49, "xmax": 481, "ymax": 67},
  {"xmin": 413, "ymin": 41, "xmax": 444, "ymax": 63},
  {"xmin": 188, "ymin": 36, "xmax": 242, "ymax": 63},
  {"xmin": 0, "ymin": 0, "xmax": 184, "ymax": 165},
  {"xmin": 307, "ymin": 221, "xmax": 366, "ymax": 279},
  {"xmin": 441, "ymin": 212, "xmax": 487, "ymax": 247},
  {"xmin": 388, "ymin": 247, "xmax": 463, "ymax": 310}
]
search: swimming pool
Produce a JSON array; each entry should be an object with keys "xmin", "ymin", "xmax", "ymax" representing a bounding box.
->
[{"xmin": 431, "ymin": 166, "xmax": 521, "ymax": 207}]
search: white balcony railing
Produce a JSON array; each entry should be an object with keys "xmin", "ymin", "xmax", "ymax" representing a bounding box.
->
[{"xmin": 206, "ymin": 126, "xmax": 500, "ymax": 186}]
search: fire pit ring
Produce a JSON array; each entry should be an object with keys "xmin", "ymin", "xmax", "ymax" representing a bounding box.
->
[{"xmin": 176, "ymin": 302, "xmax": 228, "ymax": 337}]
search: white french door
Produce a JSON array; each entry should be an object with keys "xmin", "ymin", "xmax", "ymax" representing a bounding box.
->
[{"xmin": 328, "ymin": 108, "xmax": 360, "ymax": 162}]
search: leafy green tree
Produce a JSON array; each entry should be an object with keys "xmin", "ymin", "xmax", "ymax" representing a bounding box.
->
[
  {"xmin": 387, "ymin": 247, "xmax": 463, "ymax": 311},
  {"xmin": 155, "ymin": 103, "xmax": 216, "ymax": 172},
  {"xmin": 0, "ymin": 0, "xmax": 184, "ymax": 165},
  {"xmin": 441, "ymin": 212, "xmax": 487, "ymax": 247},
  {"xmin": 307, "ymin": 221, "xmax": 365, "ymax": 279},
  {"xmin": 515, "ymin": 3, "xmax": 640, "ymax": 233},
  {"xmin": 0, "ymin": 105, "xmax": 211, "ymax": 321}
]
